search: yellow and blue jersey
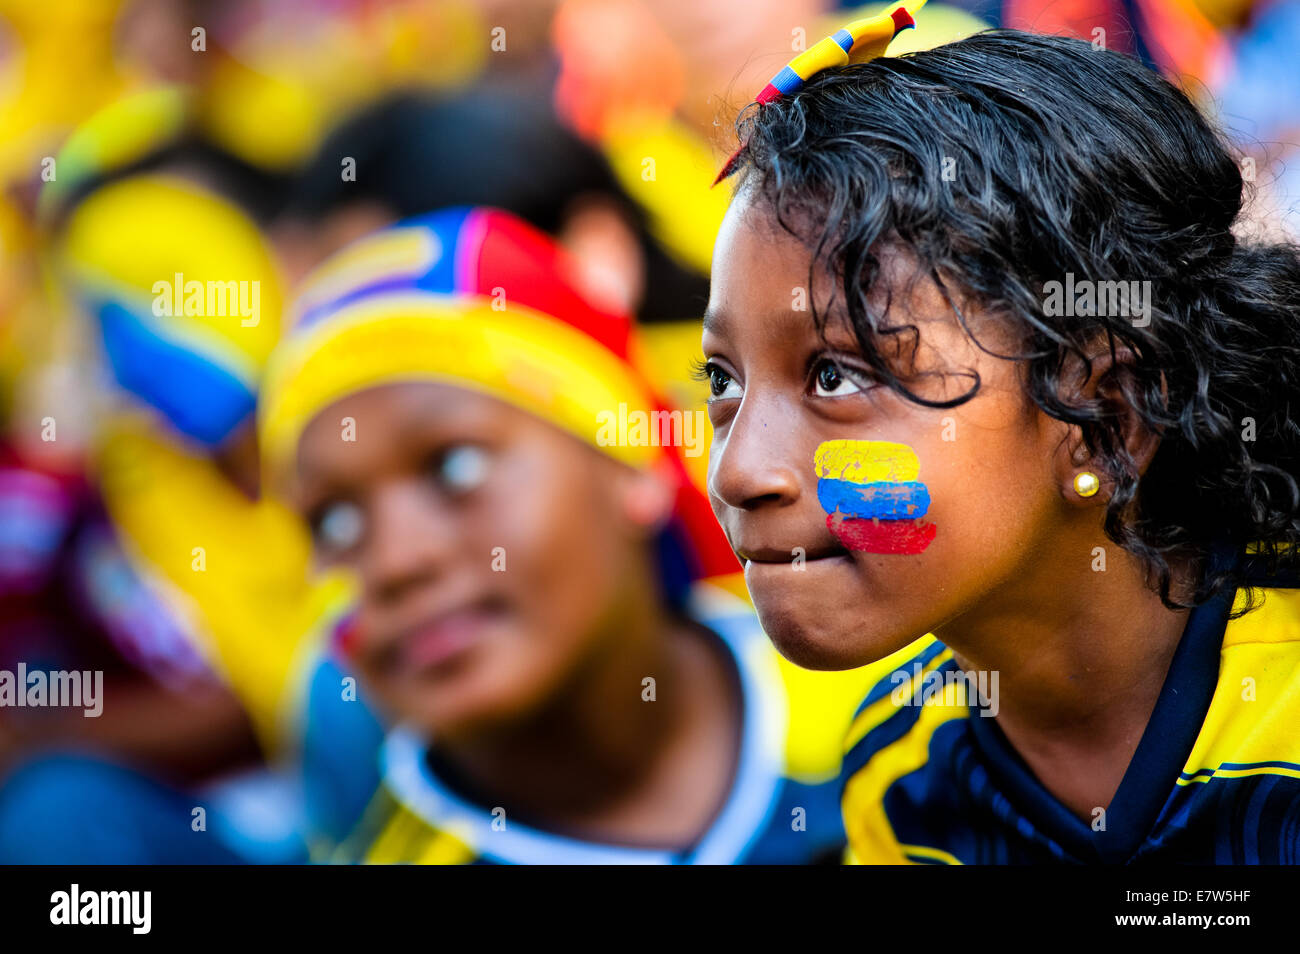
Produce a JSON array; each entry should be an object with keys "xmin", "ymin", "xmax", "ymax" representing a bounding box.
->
[
  {"xmin": 841, "ymin": 555, "xmax": 1300, "ymax": 864},
  {"xmin": 331, "ymin": 583, "xmax": 876, "ymax": 865}
]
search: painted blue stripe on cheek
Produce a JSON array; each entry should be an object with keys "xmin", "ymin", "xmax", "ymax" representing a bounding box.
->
[{"xmin": 817, "ymin": 478, "xmax": 931, "ymax": 520}]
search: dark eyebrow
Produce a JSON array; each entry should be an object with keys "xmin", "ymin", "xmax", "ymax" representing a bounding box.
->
[{"xmin": 702, "ymin": 307, "xmax": 728, "ymax": 335}]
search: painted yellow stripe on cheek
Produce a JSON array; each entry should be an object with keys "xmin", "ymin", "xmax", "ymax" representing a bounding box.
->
[{"xmin": 814, "ymin": 439, "xmax": 921, "ymax": 483}]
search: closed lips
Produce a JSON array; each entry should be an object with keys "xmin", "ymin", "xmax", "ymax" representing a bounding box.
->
[{"xmin": 735, "ymin": 543, "xmax": 849, "ymax": 564}]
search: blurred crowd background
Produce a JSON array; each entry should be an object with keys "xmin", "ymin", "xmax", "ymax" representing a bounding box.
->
[{"xmin": 0, "ymin": 0, "xmax": 1295, "ymax": 862}]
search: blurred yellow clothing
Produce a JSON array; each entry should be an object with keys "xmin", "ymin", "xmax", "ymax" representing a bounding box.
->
[
  {"xmin": 55, "ymin": 172, "xmax": 286, "ymax": 448},
  {"xmin": 0, "ymin": 192, "xmax": 34, "ymax": 395},
  {"xmin": 57, "ymin": 173, "xmax": 284, "ymax": 376},
  {"xmin": 0, "ymin": 0, "xmax": 131, "ymax": 186},
  {"xmin": 196, "ymin": 0, "xmax": 488, "ymax": 170},
  {"xmin": 36, "ymin": 88, "xmax": 190, "ymax": 222},
  {"xmin": 602, "ymin": 113, "xmax": 732, "ymax": 278},
  {"xmin": 1190, "ymin": 0, "xmax": 1254, "ymax": 28},
  {"xmin": 855, "ymin": 1, "xmax": 989, "ymax": 55},
  {"xmin": 93, "ymin": 413, "xmax": 352, "ymax": 755}
]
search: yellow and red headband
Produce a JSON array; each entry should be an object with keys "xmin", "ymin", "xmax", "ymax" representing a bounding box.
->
[{"xmin": 260, "ymin": 206, "xmax": 657, "ymax": 477}]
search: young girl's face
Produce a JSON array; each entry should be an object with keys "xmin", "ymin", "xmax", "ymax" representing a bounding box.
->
[
  {"xmin": 293, "ymin": 380, "xmax": 663, "ymax": 740},
  {"xmin": 703, "ymin": 190, "xmax": 1081, "ymax": 670}
]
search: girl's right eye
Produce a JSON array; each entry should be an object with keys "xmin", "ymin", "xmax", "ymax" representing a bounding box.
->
[
  {"xmin": 312, "ymin": 500, "xmax": 365, "ymax": 555},
  {"xmin": 433, "ymin": 444, "xmax": 491, "ymax": 495}
]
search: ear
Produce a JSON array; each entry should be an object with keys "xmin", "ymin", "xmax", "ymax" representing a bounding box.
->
[
  {"xmin": 1054, "ymin": 342, "xmax": 1162, "ymax": 506},
  {"xmin": 557, "ymin": 194, "xmax": 645, "ymax": 316}
]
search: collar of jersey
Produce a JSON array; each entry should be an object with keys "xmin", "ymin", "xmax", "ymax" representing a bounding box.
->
[
  {"xmin": 965, "ymin": 543, "xmax": 1241, "ymax": 862},
  {"xmin": 379, "ymin": 584, "xmax": 788, "ymax": 865}
]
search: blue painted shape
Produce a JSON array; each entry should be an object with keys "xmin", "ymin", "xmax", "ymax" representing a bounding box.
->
[{"xmin": 817, "ymin": 477, "xmax": 930, "ymax": 520}]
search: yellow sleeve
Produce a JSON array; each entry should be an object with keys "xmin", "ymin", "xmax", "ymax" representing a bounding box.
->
[
  {"xmin": 94, "ymin": 414, "xmax": 352, "ymax": 755},
  {"xmin": 599, "ymin": 113, "xmax": 732, "ymax": 278}
]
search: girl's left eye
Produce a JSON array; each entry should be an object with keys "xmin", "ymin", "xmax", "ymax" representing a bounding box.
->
[{"xmin": 812, "ymin": 358, "xmax": 867, "ymax": 397}]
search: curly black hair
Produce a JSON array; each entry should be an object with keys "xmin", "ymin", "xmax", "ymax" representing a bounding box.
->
[{"xmin": 720, "ymin": 29, "xmax": 1300, "ymax": 611}]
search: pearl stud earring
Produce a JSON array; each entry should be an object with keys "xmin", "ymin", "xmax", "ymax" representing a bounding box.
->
[{"xmin": 1073, "ymin": 471, "xmax": 1100, "ymax": 498}]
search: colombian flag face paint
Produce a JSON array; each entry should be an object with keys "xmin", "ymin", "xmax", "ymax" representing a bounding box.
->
[{"xmin": 814, "ymin": 440, "xmax": 937, "ymax": 554}]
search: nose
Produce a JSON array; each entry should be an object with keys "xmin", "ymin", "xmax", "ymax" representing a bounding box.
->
[
  {"xmin": 707, "ymin": 395, "xmax": 804, "ymax": 512},
  {"xmin": 360, "ymin": 479, "xmax": 458, "ymax": 608}
]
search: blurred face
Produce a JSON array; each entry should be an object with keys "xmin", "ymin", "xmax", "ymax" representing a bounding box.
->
[
  {"xmin": 293, "ymin": 381, "xmax": 663, "ymax": 740},
  {"xmin": 703, "ymin": 190, "xmax": 1074, "ymax": 670}
]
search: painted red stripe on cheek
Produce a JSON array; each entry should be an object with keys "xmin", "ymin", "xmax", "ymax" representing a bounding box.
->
[{"xmin": 827, "ymin": 513, "xmax": 937, "ymax": 554}]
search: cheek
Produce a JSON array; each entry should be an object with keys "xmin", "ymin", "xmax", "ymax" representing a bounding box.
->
[
  {"xmin": 343, "ymin": 617, "xmax": 404, "ymax": 717},
  {"xmin": 778, "ymin": 415, "xmax": 1055, "ymax": 666},
  {"xmin": 921, "ymin": 401, "xmax": 1060, "ymax": 566},
  {"xmin": 706, "ymin": 441, "xmax": 726, "ymax": 520},
  {"xmin": 840, "ymin": 437, "xmax": 1050, "ymax": 644},
  {"xmin": 814, "ymin": 438, "xmax": 938, "ymax": 556},
  {"xmin": 480, "ymin": 453, "xmax": 629, "ymax": 660},
  {"xmin": 814, "ymin": 377, "xmax": 1053, "ymax": 567}
]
